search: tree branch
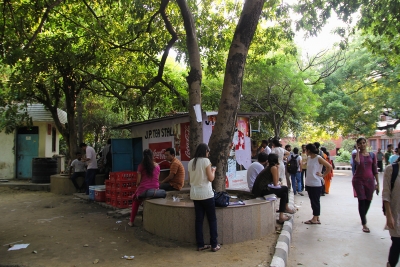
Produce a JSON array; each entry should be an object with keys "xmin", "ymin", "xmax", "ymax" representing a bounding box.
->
[{"xmin": 24, "ymin": 0, "xmax": 64, "ymax": 50}]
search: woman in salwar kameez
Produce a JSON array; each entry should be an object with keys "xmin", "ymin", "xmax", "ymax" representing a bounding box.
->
[{"xmin": 352, "ymin": 137, "xmax": 379, "ymax": 233}]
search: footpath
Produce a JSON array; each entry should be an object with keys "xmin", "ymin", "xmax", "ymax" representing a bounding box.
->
[{"xmin": 287, "ymin": 169, "xmax": 391, "ymax": 267}]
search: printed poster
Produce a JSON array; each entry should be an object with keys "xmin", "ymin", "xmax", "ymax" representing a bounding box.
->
[
  {"xmin": 149, "ymin": 142, "xmax": 172, "ymax": 169},
  {"xmin": 180, "ymin": 122, "xmax": 191, "ymax": 161}
]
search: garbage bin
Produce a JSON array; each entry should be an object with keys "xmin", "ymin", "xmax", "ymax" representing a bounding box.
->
[{"xmin": 32, "ymin": 158, "xmax": 58, "ymax": 183}]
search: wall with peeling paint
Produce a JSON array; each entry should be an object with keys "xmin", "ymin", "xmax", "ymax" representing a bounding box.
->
[{"xmin": 0, "ymin": 131, "xmax": 16, "ymax": 179}]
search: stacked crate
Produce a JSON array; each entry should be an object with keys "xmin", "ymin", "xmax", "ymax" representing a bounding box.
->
[{"xmin": 105, "ymin": 171, "xmax": 137, "ymax": 208}]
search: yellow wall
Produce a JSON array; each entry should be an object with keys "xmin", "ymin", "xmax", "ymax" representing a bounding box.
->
[
  {"xmin": 0, "ymin": 131, "xmax": 15, "ymax": 179},
  {"xmin": 0, "ymin": 122, "xmax": 61, "ymax": 179}
]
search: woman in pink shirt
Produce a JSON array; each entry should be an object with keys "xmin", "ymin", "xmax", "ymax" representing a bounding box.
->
[
  {"xmin": 129, "ymin": 149, "xmax": 160, "ymax": 226},
  {"xmin": 352, "ymin": 137, "xmax": 379, "ymax": 233}
]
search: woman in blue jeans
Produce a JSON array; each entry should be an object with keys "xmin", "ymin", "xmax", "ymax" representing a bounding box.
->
[{"xmin": 188, "ymin": 143, "xmax": 220, "ymax": 252}]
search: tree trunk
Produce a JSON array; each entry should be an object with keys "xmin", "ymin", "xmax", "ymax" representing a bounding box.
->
[
  {"xmin": 176, "ymin": 0, "xmax": 203, "ymax": 156},
  {"xmin": 77, "ymin": 94, "xmax": 83, "ymax": 146},
  {"xmin": 208, "ymin": 0, "xmax": 265, "ymax": 191}
]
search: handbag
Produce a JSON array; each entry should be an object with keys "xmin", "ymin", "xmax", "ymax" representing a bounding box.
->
[
  {"xmin": 214, "ymin": 190, "xmax": 230, "ymax": 207},
  {"xmin": 138, "ymin": 189, "xmax": 166, "ymax": 200}
]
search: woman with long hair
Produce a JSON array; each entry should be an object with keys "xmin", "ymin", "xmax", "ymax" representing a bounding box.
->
[
  {"xmin": 353, "ymin": 137, "xmax": 379, "ymax": 233},
  {"xmin": 128, "ymin": 149, "xmax": 160, "ymax": 227},
  {"xmin": 320, "ymin": 147, "xmax": 333, "ymax": 194},
  {"xmin": 271, "ymin": 138, "xmax": 290, "ymax": 187},
  {"xmin": 304, "ymin": 143, "xmax": 332, "ymax": 224},
  {"xmin": 188, "ymin": 143, "xmax": 219, "ymax": 252},
  {"xmin": 252, "ymin": 153, "xmax": 295, "ymax": 223}
]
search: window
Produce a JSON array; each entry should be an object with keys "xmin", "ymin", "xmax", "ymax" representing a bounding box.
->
[
  {"xmin": 381, "ymin": 139, "xmax": 388, "ymax": 151},
  {"xmin": 52, "ymin": 127, "xmax": 57, "ymax": 152},
  {"xmin": 369, "ymin": 140, "xmax": 377, "ymax": 151}
]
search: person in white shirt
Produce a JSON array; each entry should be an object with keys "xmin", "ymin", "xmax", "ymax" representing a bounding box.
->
[
  {"xmin": 69, "ymin": 152, "xmax": 86, "ymax": 192},
  {"xmin": 188, "ymin": 143, "xmax": 219, "ymax": 252},
  {"xmin": 304, "ymin": 143, "xmax": 332, "ymax": 225},
  {"xmin": 247, "ymin": 152, "xmax": 268, "ymax": 191},
  {"xmin": 80, "ymin": 143, "xmax": 98, "ymax": 195}
]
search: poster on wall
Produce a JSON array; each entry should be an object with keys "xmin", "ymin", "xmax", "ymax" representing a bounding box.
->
[
  {"xmin": 149, "ymin": 142, "xmax": 172, "ymax": 169},
  {"xmin": 180, "ymin": 122, "xmax": 191, "ymax": 161},
  {"xmin": 233, "ymin": 117, "xmax": 249, "ymax": 151},
  {"xmin": 173, "ymin": 124, "xmax": 181, "ymax": 157},
  {"xmin": 205, "ymin": 115, "xmax": 217, "ymax": 131},
  {"xmin": 224, "ymin": 158, "xmax": 247, "ymax": 190}
]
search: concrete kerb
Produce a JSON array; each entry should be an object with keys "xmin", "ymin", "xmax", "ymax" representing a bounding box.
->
[{"xmin": 270, "ymin": 190, "xmax": 295, "ymax": 267}]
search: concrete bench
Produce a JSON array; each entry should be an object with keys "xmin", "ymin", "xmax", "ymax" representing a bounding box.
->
[
  {"xmin": 142, "ymin": 191, "xmax": 276, "ymax": 244},
  {"xmin": 50, "ymin": 173, "xmax": 106, "ymax": 194}
]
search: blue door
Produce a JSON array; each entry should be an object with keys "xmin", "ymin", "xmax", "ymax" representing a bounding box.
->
[
  {"xmin": 111, "ymin": 138, "xmax": 143, "ymax": 172},
  {"xmin": 17, "ymin": 127, "xmax": 39, "ymax": 179}
]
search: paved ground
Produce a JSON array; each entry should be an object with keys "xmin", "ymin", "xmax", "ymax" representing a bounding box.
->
[{"xmin": 288, "ymin": 169, "xmax": 391, "ymax": 267}]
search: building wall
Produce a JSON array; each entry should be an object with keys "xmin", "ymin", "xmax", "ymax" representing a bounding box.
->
[
  {"xmin": 0, "ymin": 131, "xmax": 16, "ymax": 179},
  {"xmin": 35, "ymin": 122, "xmax": 60, "ymax": 157},
  {"xmin": 0, "ymin": 122, "xmax": 61, "ymax": 179}
]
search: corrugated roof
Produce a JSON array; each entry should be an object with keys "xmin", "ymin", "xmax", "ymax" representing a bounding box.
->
[
  {"xmin": 113, "ymin": 111, "xmax": 268, "ymax": 130},
  {"xmin": 24, "ymin": 104, "xmax": 68, "ymax": 124}
]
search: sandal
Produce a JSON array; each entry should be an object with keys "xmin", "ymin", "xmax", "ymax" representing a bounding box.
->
[
  {"xmin": 128, "ymin": 222, "xmax": 134, "ymax": 227},
  {"xmin": 284, "ymin": 208, "xmax": 296, "ymax": 214},
  {"xmin": 197, "ymin": 245, "xmax": 211, "ymax": 251},
  {"xmin": 277, "ymin": 215, "xmax": 291, "ymax": 224},
  {"xmin": 211, "ymin": 245, "xmax": 221, "ymax": 252},
  {"xmin": 304, "ymin": 220, "xmax": 321, "ymax": 225},
  {"xmin": 362, "ymin": 227, "xmax": 370, "ymax": 233}
]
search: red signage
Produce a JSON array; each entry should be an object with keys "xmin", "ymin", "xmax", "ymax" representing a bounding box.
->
[
  {"xmin": 149, "ymin": 142, "xmax": 172, "ymax": 169},
  {"xmin": 180, "ymin": 122, "xmax": 191, "ymax": 161}
]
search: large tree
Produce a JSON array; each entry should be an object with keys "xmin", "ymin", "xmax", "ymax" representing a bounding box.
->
[
  {"xmin": 315, "ymin": 35, "xmax": 400, "ymax": 136},
  {"xmin": 241, "ymin": 53, "xmax": 318, "ymax": 139}
]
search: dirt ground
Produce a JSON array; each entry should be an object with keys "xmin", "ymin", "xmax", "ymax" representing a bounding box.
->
[{"xmin": 0, "ymin": 188, "xmax": 278, "ymax": 267}]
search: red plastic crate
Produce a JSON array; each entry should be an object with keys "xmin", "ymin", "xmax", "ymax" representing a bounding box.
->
[
  {"xmin": 109, "ymin": 171, "xmax": 137, "ymax": 182},
  {"xmin": 115, "ymin": 188, "xmax": 134, "ymax": 199},
  {"xmin": 114, "ymin": 181, "xmax": 135, "ymax": 190},
  {"xmin": 105, "ymin": 180, "xmax": 114, "ymax": 188},
  {"xmin": 115, "ymin": 198, "xmax": 132, "ymax": 209},
  {"xmin": 106, "ymin": 196, "xmax": 112, "ymax": 205}
]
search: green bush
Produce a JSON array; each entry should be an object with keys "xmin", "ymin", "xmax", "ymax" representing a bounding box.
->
[{"xmin": 335, "ymin": 148, "xmax": 351, "ymax": 163}]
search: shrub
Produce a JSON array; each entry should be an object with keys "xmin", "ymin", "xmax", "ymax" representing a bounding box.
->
[{"xmin": 335, "ymin": 148, "xmax": 351, "ymax": 163}]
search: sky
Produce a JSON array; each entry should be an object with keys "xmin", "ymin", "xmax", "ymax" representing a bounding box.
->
[{"xmin": 293, "ymin": 10, "xmax": 359, "ymax": 57}]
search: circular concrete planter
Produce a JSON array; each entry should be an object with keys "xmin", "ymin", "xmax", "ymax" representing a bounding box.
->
[{"xmin": 143, "ymin": 190, "xmax": 276, "ymax": 244}]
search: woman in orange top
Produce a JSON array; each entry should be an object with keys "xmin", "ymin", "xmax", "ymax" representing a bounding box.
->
[{"xmin": 321, "ymin": 147, "xmax": 333, "ymax": 194}]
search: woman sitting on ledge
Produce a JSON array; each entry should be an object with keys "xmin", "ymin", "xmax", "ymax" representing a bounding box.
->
[{"xmin": 252, "ymin": 153, "xmax": 295, "ymax": 224}]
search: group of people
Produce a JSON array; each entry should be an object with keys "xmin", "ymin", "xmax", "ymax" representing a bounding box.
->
[
  {"xmin": 248, "ymin": 139, "xmax": 333, "ymax": 224},
  {"xmin": 249, "ymin": 139, "xmax": 334, "ymax": 197},
  {"xmin": 127, "ymin": 144, "xmax": 220, "ymax": 252},
  {"xmin": 128, "ymin": 147, "xmax": 185, "ymax": 227},
  {"xmin": 68, "ymin": 141, "xmax": 112, "ymax": 194}
]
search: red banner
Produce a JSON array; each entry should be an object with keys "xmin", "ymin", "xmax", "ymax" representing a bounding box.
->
[
  {"xmin": 180, "ymin": 122, "xmax": 191, "ymax": 161},
  {"xmin": 149, "ymin": 142, "xmax": 172, "ymax": 169}
]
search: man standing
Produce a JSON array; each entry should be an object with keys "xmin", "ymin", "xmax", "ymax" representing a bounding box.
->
[
  {"xmin": 301, "ymin": 144, "xmax": 308, "ymax": 192},
  {"xmin": 377, "ymin": 148, "xmax": 384, "ymax": 172},
  {"xmin": 257, "ymin": 140, "xmax": 271, "ymax": 155},
  {"xmin": 80, "ymin": 143, "xmax": 98, "ymax": 195},
  {"xmin": 160, "ymin": 148, "xmax": 185, "ymax": 191},
  {"xmin": 284, "ymin": 144, "xmax": 292, "ymax": 191},
  {"xmin": 385, "ymin": 144, "xmax": 394, "ymax": 167},
  {"xmin": 101, "ymin": 139, "xmax": 112, "ymax": 179},
  {"xmin": 247, "ymin": 152, "xmax": 268, "ymax": 191},
  {"xmin": 383, "ymin": 160, "xmax": 400, "ymax": 267}
]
